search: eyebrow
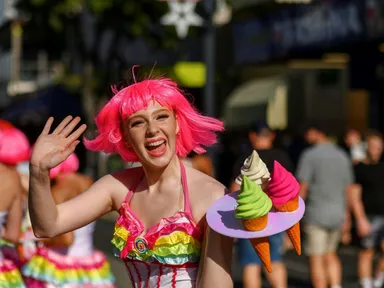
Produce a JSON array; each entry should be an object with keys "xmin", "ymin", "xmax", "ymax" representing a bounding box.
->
[
  {"xmin": 128, "ymin": 108, "xmax": 170, "ymax": 120},
  {"xmin": 153, "ymin": 108, "xmax": 171, "ymax": 114}
]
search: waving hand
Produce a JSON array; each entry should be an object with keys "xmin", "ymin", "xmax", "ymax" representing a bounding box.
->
[{"xmin": 31, "ymin": 116, "xmax": 87, "ymax": 170}]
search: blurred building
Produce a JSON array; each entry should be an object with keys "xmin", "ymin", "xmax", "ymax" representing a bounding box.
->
[
  {"xmin": 222, "ymin": 0, "xmax": 384, "ymax": 137},
  {"xmin": 0, "ymin": 0, "xmax": 16, "ymax": 108},
  {"xmin": 0, "ymin": 0, "xmax": 54, "ymax": 111}
]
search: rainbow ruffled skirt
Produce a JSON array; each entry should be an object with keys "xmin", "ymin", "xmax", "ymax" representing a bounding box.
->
[
  {"xmin": 22, "ymin": 247, "xmax": 115, "ymax": 287},
  {"xmin": 0, "ymin": 258, "xmax": 26, "ymax": 288}
]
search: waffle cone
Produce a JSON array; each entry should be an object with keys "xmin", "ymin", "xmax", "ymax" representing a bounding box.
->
[
  {"xmin": 275, "ymin": 195, "xmax": 299, "ymax": 212},
  {"xmin": 249, "ymin": 237, "xmax": 272, "ymax": 273},
  {"xmin": 241, "ymin": 214, "xmax": 268, "ymax": 231},
  {"xmin": 287, "ymin": 222, "xmax": 301, "ymax": 255},
  {"xmin": 275, "ymin": 196, "xmax": 301, "ymax": 255}
]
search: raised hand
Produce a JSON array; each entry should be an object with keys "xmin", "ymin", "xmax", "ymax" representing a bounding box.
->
[{"xmin": 30, "ymin": 116, "xmax": 87, "ymax": 170}]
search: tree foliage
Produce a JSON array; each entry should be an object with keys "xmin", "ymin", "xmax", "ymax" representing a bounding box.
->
[{"xmin": 17, "ymin": 0, "xmax": 180, "ymax": 92}]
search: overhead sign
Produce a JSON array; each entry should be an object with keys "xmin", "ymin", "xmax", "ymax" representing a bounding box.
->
[
  {"xmin": 233, "ymin": 0, "xmax": 371, "ymax": 64},
  {"xmin": 272, "ymin": 1, "xmax": 363, "ymax": 53},
  {"xmin": 233, "ymin": 19, "xmax": 272, "ymax": 64}
]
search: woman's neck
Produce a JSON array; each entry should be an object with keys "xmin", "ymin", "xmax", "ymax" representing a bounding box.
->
[{"xmin": 142, "ymin": 156, "xmax": 181, "ymax": 190}]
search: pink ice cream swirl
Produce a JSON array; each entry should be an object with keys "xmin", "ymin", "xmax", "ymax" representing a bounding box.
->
[{"xmin": 267, "ymin": 160, "xmax": 300, "ymax": 207}]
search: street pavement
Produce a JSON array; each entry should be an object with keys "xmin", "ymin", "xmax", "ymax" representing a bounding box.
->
[{"xmin": 94, "ymin": 215, "xmax": 360, "ymax": 288}]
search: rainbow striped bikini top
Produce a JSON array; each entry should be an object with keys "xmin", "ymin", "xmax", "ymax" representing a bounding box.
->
[{"xmin": 112, "ymin": 162, "xmax": 202, "ymax": 288}]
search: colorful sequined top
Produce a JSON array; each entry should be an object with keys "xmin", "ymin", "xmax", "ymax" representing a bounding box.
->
[{"xmin": 112, "ymin": 162, "xmax": 202, "ymax": 288}]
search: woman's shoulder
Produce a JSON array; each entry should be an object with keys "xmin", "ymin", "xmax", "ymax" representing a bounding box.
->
[
  {"xmin": 95, "ymin": 166, "xmax": 142, "ymax": 188},
  {"xmin": 186, "ymin": 166, "xmax": 227, "ymax": 217},
  {"xmin": 95, "ymin": 167, "xmax": 143, "ymax": 194},
  {"xmin": 188, "ymin": 166, "xmax": 225, "ymax": 190}
]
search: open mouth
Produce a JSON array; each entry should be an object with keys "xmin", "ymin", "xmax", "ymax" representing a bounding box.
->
[{"xmin": 145, "ymin": 139, "xmax": 167, "ymax": 156}]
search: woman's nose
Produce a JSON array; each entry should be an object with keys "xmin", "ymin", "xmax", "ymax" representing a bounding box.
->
[{"xmin": 146, "ymin": 121, "xmax": 159, "ymax": 137}]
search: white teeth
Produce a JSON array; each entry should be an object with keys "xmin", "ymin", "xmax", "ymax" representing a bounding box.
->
[{"xmin": 147, "ymin": 140, "xmax": 165, "ymax": 147}]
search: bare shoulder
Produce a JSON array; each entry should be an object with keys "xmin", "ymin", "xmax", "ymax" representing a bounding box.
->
[
  {"xmin": 100, "ymin": 167, "xmax": 143, "ymax": 210},
  {"xmin": 111, "ymin": 167, "xmax": 143, "ymax": 187},
  {"xmin": 186, "ymin": 166, "xmax": 227, "ymax": 222}
]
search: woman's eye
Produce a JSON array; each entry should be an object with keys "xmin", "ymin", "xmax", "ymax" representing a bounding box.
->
[
  {"xmin": 157, "ymin": 114, "xmax": 169, "ymax": 120},
  {"xmin": 131, "ymin": 121, "xmax": 144, "ymax": 127}
]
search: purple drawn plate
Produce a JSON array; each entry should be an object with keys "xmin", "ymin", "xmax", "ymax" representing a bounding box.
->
[{"xmin": 206, "ymin": 191, "xmax": 305, "ymax": 239}]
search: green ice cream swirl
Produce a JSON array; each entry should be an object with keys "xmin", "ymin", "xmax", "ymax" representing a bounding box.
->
[{"xmin": 235, "ymin": 175, "xmax": 272, "ymax": 219}]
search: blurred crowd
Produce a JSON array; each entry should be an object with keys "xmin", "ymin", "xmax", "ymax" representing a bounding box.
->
[{"xmin": 219, "ymin": 122, "xmax": 384, "ymax": 288}]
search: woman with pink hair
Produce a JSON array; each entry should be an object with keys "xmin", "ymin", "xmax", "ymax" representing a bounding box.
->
[
  {"xmin": 28, "ymin": 78, "xmax": 233, "ymax": 287},
  {"xmin": 0, "ymin": 120, "xmax": 28, "ymax": 287},
  {"xmin": 20, "ymin": 153, "xmax": 115, "ymax": 287}
]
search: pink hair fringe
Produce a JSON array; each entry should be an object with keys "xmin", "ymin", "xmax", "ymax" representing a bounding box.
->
[
  {"xmin": 0, "ymin": 120, "xmax": 30, "ymax": 165},
  {"xmin": 84, "ymin": 78, "xmax": 224, "ymax": 162}
]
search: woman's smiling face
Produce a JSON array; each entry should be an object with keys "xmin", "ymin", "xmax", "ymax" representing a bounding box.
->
[{"xmin": 122, "ymin": 101, "xmax": 179, "ymax": 169}]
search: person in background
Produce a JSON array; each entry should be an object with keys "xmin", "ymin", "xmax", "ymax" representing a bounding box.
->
[
  {"xmin": 344, "ymin": 129, "xmax": 367, "ymax": 165},
  {"xmin": 0, "ymin": 119, "xmax": 29, "ymax": 287},
  {"xmin": 230, "ymin": 121, "xmax": 292, "ymax": 288},
  {"xmin": 182, "ymin": 152, "xmax": 215, "ymax": 178},
  {"xmin": 22, "ymin": 152, "xmax": 116, "ymax": 287},
  {"xmin": 348, "ymin": 131, "xmax": 384, "ymax": 288},
  {"xmin": 296, "ymin": 123, "xmax": 354, "ymax": 288}
]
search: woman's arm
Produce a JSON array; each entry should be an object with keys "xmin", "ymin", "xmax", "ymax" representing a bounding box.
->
[
  {"xmin": 2, "ymin": 171, "xmax": 23, "ymax": 243},
  {"xmin": 28, "ymin": 116, "xmax": 119, "ymax": 238},
  {"xmin": 29, "ymin": 173, "xmax": 117, "ymax": 238},
  {"xmin": 195, "ymin": 182, "xmax": 234, "ymax": 288},
  {"xmin": 197, "ymin": 222, "xmax": 233, "ymax": 288},
  {"xmin": 39, "ymin": 180, "xmax": 78, "ymax": 247}
]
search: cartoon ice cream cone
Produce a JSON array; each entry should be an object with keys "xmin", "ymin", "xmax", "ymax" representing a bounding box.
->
[
  {"xmin": 236, "ymin": 175, "xmax": 273, "ymax": 272},
  {"xmin": 268, "ymin": 161, "xmax": 301, "ymax": 255},
  {"xmin": 235, "ymin": 151, "xmax": 270, "ymax": 191}
]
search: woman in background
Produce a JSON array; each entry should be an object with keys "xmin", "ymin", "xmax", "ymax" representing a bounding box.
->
[
  {"xmin": 22, "ymin": 153, "xmax": 115, "ymax": 287},
  {"xmin": 0, "ymin": 119, "xmax": 29, "ymax": 287}
]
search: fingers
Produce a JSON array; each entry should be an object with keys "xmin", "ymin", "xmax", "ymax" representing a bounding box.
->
[
  {"xmin": 52, "ymin": 116, "xmax": 73, "ymax": 135},
  {"xmin": 67, "ymin": 124, "xmax": 87, "ymax": 143},
  {"xmin": 42, "ymin": 117, "xmax": 54, "ymax": 135},
  {"xmin": 60, "ymin": 117, "xmax": 81, "ymax": 137},
  {"xmin": 61, "ymin": 140, "xmax": 81, "ymax": 160}
]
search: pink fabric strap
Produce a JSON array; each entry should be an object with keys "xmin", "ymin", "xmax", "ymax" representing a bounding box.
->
[
  {"xmin": 179, "ymin": 161, "xmax": 192, "ymax": 214},
  {"xmin": 124, "ymin": 171, "xmax": 144, "ymax": 204},
  {"xmin": 124, "ymin": 161, "xmax": 192, "ymax": 214}
]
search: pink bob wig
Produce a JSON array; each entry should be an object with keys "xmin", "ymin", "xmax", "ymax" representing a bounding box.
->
[
  {"xmin": 84, "ymin": 78, "xmax": 224, "ymax": 162},
  {"xmin": 0, "ymin": 119, "xmax": 30, "ymax": 165},
  {"xmin": 49, "ymin": 152, "xmax": 80, "ymax": 179}
]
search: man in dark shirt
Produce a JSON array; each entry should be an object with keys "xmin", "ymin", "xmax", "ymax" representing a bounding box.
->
[
  {"xmin": 350, "ymin": 131, "xmax": 384, "ymax": 288},
  {"xmin": 230, "ymin": 121, "xmax": 292, "ymax": 288}
]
